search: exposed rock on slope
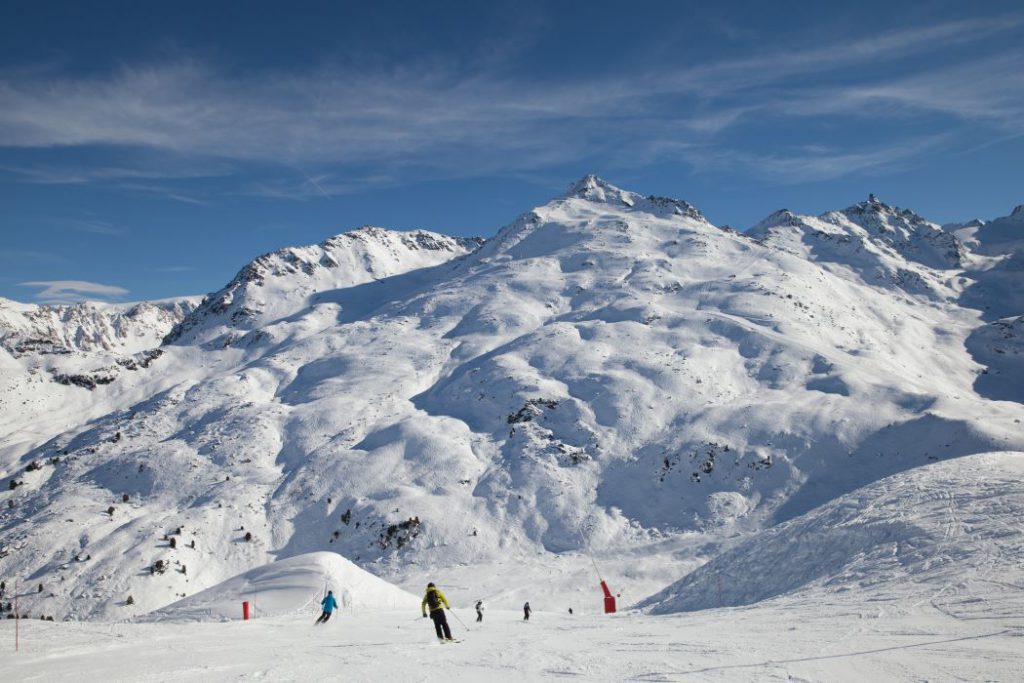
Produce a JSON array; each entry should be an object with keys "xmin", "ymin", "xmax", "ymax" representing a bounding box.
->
[
  {"xmin": 0, "ymin": 297, "xmax": 198, "ymax": 463},
  {"xmin": 0, "ymin": 298, "xmax": 195, "ymax": 358}
]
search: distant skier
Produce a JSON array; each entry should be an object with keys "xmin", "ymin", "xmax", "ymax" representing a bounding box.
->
[
  {"xmin": 475, "ymin": 600, "xmax": 483, "ymax": 622},
  {"xmin": 523, "ymin": 602, "xmax": 531, "ymax": 621},
  {"xmin": 315, "ymin": 590, "xmax": 338, "ymax": 624},
  {"xmin": 568, "ymin": 607, "xmax": 573, "ymax": 615},
  {"xmin": 422, "ymin": 582, "xmax": 454, "ymax": 641}
]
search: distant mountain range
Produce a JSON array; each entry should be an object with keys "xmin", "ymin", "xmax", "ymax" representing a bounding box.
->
[{"xmin": 1, "ymin": 176, "xmax": 1021, "ymax": 620}]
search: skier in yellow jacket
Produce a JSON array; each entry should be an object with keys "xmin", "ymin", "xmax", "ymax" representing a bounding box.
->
[{"xmin": 422, "ymin": 582, "xmax": 454, "ymax": 641}]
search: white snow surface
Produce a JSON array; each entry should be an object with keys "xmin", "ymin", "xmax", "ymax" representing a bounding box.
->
[
  {"xmin": 142, "ymin": 551, "xmax": 417, "ymax": 622},
  {"xmin": 7, "ymin": 597, "xmax": 1023, "ymax": 680},
  {"xmin": 640, "ymin": 451, "xmax": 1024, "ymax": 614},
  {"xmin": 1, "ymin": 177, "xmax": 1023, "ymax": 661},
  {"xmin": 10, "ymin": 454, "xmax": 1024, "ymax": 681}
]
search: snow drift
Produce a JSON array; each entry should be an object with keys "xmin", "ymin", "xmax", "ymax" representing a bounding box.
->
[{"xmin": 141, "ymin": 551, "xmax": 418, "ymax": 622}]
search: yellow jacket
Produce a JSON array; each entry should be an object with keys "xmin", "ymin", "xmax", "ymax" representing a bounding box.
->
[{"xmin": 422, "ymin": 586, "xmax": 450, "ymax": 615}]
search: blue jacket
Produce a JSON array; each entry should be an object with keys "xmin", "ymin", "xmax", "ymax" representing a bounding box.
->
[{"xmin": 321, "ymin": 594, "xmax": 339, "ymax": 613}]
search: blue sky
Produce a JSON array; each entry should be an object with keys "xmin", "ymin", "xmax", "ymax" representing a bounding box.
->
[{"xmin": 1, "ymin": 0, "xmax": 1022, "ymax": 303}]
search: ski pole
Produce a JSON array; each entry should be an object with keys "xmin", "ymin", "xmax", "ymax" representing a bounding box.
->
[{"xmin": 447, "ymin": 608, "xmax": 469, "ymax": 631}]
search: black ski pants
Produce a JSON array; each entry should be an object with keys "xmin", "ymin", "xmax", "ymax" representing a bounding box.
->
[
  {"xmin": 315, "ymin": 611, "xmax": 332, "ymax": 624},
  {"xmin": 429, "ymin": 609, "xmax": 452, "ymax": 640}
]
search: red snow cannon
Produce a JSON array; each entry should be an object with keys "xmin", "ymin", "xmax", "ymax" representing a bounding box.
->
[{"xmin": 601, "ymin": 580, "xmax": 617, "ymax": 614}]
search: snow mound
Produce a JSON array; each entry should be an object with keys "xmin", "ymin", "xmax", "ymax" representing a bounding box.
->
[
  {"xmin": 638, "ymin": 452, "xmax": 1024, "ymax": 614},
  {"xmin": 141, "ymin": 552, "xmax": 418, "ymax": 622}
]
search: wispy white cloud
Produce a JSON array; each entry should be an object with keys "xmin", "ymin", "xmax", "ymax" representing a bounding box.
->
[
  {"xmin": 0, "ymin": 161, "xmax": 232, "ymax": 184},
  {"xmin": 65, "ymin": 219, "xmax": 125, "ymax": 236},
  {"xmin": 646, "ymin": 13, "xmax": 1024, "ymax": 97},
  {"xmin": 0, "ymin": 14, "xmax": 1020, "ymax": 190},
  {"xmin": 684, "ymin": 135, "xmax": 953, "ymax": 184},
  {"xmin": 0, "ymin": 249, "xmax": 67, "ymax": 263},
  {"xmin": 18, "ymin": 280, "xmax": 129, "ymax": 303},
  {"xmin": 761, "ymin": 55, "xmax": 1024, "ymax": 131},
  {"xmin": 111, "ymin": 182, "xmax": 210, "ymax": 205}
]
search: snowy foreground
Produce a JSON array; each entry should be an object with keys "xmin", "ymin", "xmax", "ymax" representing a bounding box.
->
[
  {"xmin": 9, "ymin": 452, "xmax": 1024, "ymax": 681},
  {"xmin": 6, "ymin": 601, "xmax": 1022, "ymax": 682}
]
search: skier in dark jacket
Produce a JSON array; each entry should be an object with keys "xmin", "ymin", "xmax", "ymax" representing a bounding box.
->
[
  {"xmin": 475, "ymin": 600, "xmax": 483, "ymax": 622},
  {"xmin": 523, "ymin": 601, "xmax": 531, "ymax": 621},
  {"xmin": 422, "ymin": 582, "xmax": 454, "ymax": 641},
  {"xmin": 315, "ymin": 590, "xmax": 339, "ymax": 624}
]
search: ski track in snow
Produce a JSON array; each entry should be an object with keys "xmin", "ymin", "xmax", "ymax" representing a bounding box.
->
[{"xmin": 5, "ymin": 603, "xmax": 1022, "ymax": 682}]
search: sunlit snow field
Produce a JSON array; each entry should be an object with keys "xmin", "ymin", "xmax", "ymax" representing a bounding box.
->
[{"xmin": 7, "ymin": 601, "xmax": 1022, "ymax": 681}]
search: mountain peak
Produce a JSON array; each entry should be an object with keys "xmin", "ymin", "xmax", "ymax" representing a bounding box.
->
[
  {"xmin": 761, "ymin": 208, "xmax": 799, "ymax": 226},
  {"xmin": 1011, "ymin": 204, "xmax": 1024, "ymax": 219},
  {"xmin": 560, "ymin": 175, "xmax": 707, "ymax": 221},
  {"xmin": 838, "ymin": 195, "xmax": 936, "ymax": 229},
  {"xmin": 846, "ymin": 194, "xmax": 896, "ymax": 216},
  {"xmin": 563, "ymin": 175, "xmax": 634, "ymax": 206}
]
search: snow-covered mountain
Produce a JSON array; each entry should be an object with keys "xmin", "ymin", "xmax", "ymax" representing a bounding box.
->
[
  {"xmin": 166, "ymin": 226, "xmax": 484, "ymax": 346},
  {"xmin": 1, "ymin": 177, "xmax": 1021, "ymax": 622},
  {"xmin": 945, "ymin": 205, "xmax": 1024, "ymax": 402},
  {"xmin": 946, "ymin": 205, "xmax": 1024, "ymax": 318},
  {"xmin": 750, "ymin": 195, "xmax": 963, "ymax": 298},
  {"xmin": 0, "ymin": 298, "xmax": 198, "ymax": 466}
]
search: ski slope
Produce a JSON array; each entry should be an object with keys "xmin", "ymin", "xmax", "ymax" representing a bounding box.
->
[{"xmin": 6, "ymin": 599, "xmax": 1021, "ymax": 681}]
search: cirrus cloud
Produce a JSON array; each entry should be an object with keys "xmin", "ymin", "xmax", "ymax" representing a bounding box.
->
[
  {"xmin": 18, "ymin": 280, "xmax": 129, "ymax": 304},
  {"xmin": 0, "ymin": 13, "xmax": 1021, "ymax": 193}
]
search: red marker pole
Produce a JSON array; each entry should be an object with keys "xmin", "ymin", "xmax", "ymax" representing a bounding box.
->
[
  {"xmin": 242, "ymin": 600, "xmax": 250, "ymax": 620},
  {"xmin": 600, "ymin": 580, "xmax": 617, "ymax": 614}
]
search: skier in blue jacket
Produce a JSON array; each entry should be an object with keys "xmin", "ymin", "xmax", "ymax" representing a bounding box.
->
[{"xmin": 315, "ymin": 590, "xmax": 339, "ymax": 624}]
